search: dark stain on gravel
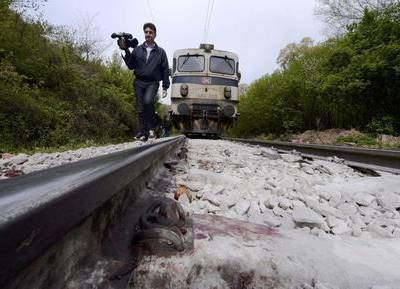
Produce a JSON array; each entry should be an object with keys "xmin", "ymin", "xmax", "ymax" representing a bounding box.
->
[{"xmin": 194, "ymin": 214, "xmax": 280, "ymax": 242}]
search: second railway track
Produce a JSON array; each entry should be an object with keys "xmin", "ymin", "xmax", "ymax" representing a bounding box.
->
[{"xmin": 225, "ymin": 137, "xmax": 400, "ymax": 175}]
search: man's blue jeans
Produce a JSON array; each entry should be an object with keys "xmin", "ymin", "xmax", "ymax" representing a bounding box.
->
[{"xmin": 134, "ymin": 79, "xmax": 159, "ymax": 135}]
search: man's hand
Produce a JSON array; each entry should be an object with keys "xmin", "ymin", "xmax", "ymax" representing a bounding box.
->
[
  {"xmin": 117, "ymin": 39, "xmax": 128, "ymax": 50},
  {"xmin": 162, "ymin": 90, "xmax": 168, "ymax": 98}
]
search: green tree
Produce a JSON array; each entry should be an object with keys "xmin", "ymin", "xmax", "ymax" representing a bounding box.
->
[
  {"xmin": 233, "ymin": 3, "xmax": 400, "ymax": 137},
  {"xmin": 0, "ymin": 3, "xmax": 138, "ymax": 151}
]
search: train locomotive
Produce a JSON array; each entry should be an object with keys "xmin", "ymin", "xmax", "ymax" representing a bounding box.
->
[{"xmin": 170, "ymin": 44, "xmax": 240, "ymax": 137}]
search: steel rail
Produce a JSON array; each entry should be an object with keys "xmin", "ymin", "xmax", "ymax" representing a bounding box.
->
[
  {"xmin": 225, "ymin": 138, "xmax": 400, "ymax": 174},
  {"xmin": 0, "ymin": 136, "xmax": 185, "ymax": 285}
]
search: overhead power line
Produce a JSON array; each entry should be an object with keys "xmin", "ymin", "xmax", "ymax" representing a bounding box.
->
[
  {"xmin": 146, "ymin": 0, "xmax": 156, "ymax": 22},
  {"xmin": 203, "ymin": 0, "xmax": 215, "ymax": 43}
]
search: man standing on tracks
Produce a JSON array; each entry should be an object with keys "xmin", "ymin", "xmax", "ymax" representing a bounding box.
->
[{"xmin": 118, "ymin": 23, "xmax": 170, "ymax": 142}]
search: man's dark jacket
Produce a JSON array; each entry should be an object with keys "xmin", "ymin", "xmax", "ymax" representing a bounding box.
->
[{"xmin": 123, "ymin": 42, "xmax": 170, "ymax": 90}]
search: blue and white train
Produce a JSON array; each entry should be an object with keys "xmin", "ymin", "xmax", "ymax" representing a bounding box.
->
[{"xmin": 170, "ymin": 44, "xmax": 240, "ymax": 137}]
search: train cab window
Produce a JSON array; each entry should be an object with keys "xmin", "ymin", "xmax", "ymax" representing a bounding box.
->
[
  {"xmin": 178, "ymin": 54, "xmax": 205, "ymax": 72},
  {"xmin": 173, "ymin": 58, "xmax": 177, "ymax": 73},
  {"xmin": 210, "ymin": 56, "xmax": 235, "ymax": 75}
]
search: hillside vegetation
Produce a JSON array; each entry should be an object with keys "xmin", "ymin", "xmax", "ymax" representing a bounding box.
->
[
  {"xmin": 0, "ymin": 1, "xmax": 137, "ymax": 152},
  {"xmin": 233, "ymin": 3, "xmax": 400, "ymax": 138}
]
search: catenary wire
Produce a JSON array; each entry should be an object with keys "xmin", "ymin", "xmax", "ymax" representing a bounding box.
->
[
  {"xmin": 204, "ymin": 0, "xmax": 215, "ymax": 43},
  {"xmin": 146, "ymin": 0, "xmax": 156, "ymax": 22},
  {"xmin": 203, "ymin": 0, "xmax": 215, "ymax": 43}
]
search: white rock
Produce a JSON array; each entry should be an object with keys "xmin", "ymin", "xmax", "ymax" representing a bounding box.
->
[
  {"xmin": 29, "ymin": 153, "xmax": 48, "ymax": 164},
  {"xmin": 314, "ymin": 281, "xmax": 339, "ymax": 289},
  {"xmin": 291, "ymin": 200, "xmax": 305, "ymax": 208},
  {"xmin": 207, "ymin": 204, "xmax": 221, "ymax": 214},
  {"xmin": 264, "ymin": 197, "xmax": 279, "ymax": 209},
  {"xmin": 302, "ymin": 196, "xmax": 319, "ymax": 208},
  {"xmin": 281, "ymin": 153, "xmax": 302, "ymax": 163},
  {"xmin": 265, "ymin": 180, "xmax": 278, "ymax": 189},
  {"xmin": 353, "ymin": 192, "xmax": 375, "ymax": 206},
  {"xmin": 318, "ymin": 230, "xmax": 329, "ymax": 238},
  {"xmin": 280, "ymin": 217, "xmax": 296, "ymax": 229},
  {"xmin": 359, "ymin": 206, "xmax": 380, "ymax": 220},
  {"xmin": 337, "ymin": 203, "xmax": 358, "ymax": 215},
  {"xmin": 392, "ymin": 228, "xmax": 400, "ymax": 238},
  {"xmin": 311, "ymin": 227, "xmax": 321, "ymax": 236},
  {"xmin": 299, "ymin": 284, "xmax": 313, "ymax": 289},
  {"xmin": 195, "ymin": 200, "xmax": 208, "ymax": 210},
  {"xmin": 367, "ymin": 223, "xmax": 393, "ymax": 238},
  {"xmin": 9, "ymin": 154, "xmax": 29, "ymax": 166},
  {"xmin": 234, "ymin": 200, "xmax": 251, "ymax": 216},
  {"xmin": 257, "ymin": 198, "xmax": 267, "ymax": 213},
  {"xmin": 186, "ymin": 181, "xmax": 203, "ymax": 192},
  {"xmin": 300, "ymin": 227, "xmax": 311, "ymax": 234},
  {"xmin": 273, "ymin": 206, "xmax": 285, "ymax": 217},
  {"xmin": 328, "ymin": 197, "xmax": 341, "ymax": 208},
  {"xmin": 248, "ymin": 200, "xmax": 260, "ymax": 216},
  {"xmin": 320, "ymin": 221, "xmax": 331, "ymax": 233},
  {"xmin": 278, "ymin": 198, "xmax": 292, "ymax": 210},
  {"xmin": 376, "ymin": 192, "xmax": 400, "ymax": 210},
  {"xmin": 352, "ymin": 227, "xmax": 362, "ymax": 237},
  {"xmin": 319, "ymin": 190, "xmax": 341, "ymax": 201},
  {"xmin": 326, "ymin": 216, "xmax": 340, "ymax": 228},
  {"xmin": 314, "ymin": 282, "xmax": 340, "ymax": 289},
  {"xmin": 309, "ymin": 200, "xmax": 342, "ymax": 218},
  {"xmin": 387, "ymin": 225, "xmax": 395, "ymax": 233},
  {"xmin": 362, "ymin": 215, "xmax": 373, "ymax": 226},
  {"xmin": 384, "ymin": 210, "xmax": 399, "ymax": 219},
  {"xmin": 313, "ymin": 164, "xmax": 333, "ymax": 175},
  {"xmin": 203, "ymin": 195, "xmax": 221, "ymax": 207},
  {"xmin": 214, "ymin": 185, "xmax": 225, "ymax": 195},
  {"xmin": 302, "ymin": 166, "xmax": 315, "ymax": 175},
  {"xmin": 252, "ymin": 149, "xmax": 263, "ymax": 156},
  {"xmin": 225, "ymin": 194, "xmax": 239, "ymax": 208},
  {"xmin": 262, "ymin": 210, "xmax": 282, "ymax": 227},
  {"xmin": 261, "ymin": 151, "xmax": 281, "ymax": 160},
  {"xmin": 196, "ymin": 190, "xmax": 204, "ymax": 199},
  {"xmin": 331, "ymin": 219, "xmax": 351, "ymax": 235},
  {"xmin": 292, "ymin": 205, "xmax": 324, "ymax": 227},
  {"xmin": 350, "ymin": 215, "xmax": 367, "ymax": 229}
]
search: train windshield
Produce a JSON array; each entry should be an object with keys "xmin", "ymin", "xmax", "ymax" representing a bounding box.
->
[
  {"xmin": 178, "ymin": 55, "xmax": 205, "ymax": 72},
  {"xmin": 210, "ymin": 56, "xmax": 235, "ymax": 75}
]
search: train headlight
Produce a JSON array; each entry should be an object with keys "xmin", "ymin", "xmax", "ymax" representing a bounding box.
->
[
  {"xmin": 223, "ymin": 105, "xmax": 235, "ymax": 117},
  {"xmin": 180, "ymin": 84, "xmax": 188, "ymax": 97},
  {"xmin": 177, "ymin": 103, "xmax": 190, "ymax": 116},
  {"xmin": 224, "ymin": 86, "xmax": 232, "ymax": 99}
]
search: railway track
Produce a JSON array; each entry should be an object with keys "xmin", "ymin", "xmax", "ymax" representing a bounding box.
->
[
  {"xmin": 1, "ymin": 136, "xmax": 400, "ymax": 288},
  {"xmin": 0, "ymin": 136, "xmax": 185, "ymax": 288},
  {"xmin": 225, "ymin": 138, "xmax": 400, "ymax": 174}
]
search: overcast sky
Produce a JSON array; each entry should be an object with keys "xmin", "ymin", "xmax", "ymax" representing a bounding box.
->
[{"xmin": 42, "ymin": 0, "xmax": 325, "ymax": 85}]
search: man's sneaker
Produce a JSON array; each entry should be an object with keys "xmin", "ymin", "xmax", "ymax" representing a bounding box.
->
[
  {"xmin": 135, "ymin": 132, "xmax": 143, "ymax": 139},
  {"xmin": 135, "ymin": 132, "xmax": 148, "ymax": 142},
  {"xmin": 149, "ymin": 130, "xmax": 156, "ymax": 139},
  {"xmin": 139, "ymin": 134, "xmax": 148, "ymax": 142}
]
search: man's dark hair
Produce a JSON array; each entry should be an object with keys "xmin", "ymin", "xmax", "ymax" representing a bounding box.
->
[{"xmin": 143, "ymin": 23, "xmax": 156, "ymax": 33}]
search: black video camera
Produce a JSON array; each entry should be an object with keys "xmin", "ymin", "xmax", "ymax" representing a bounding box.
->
[{"xmin": 111, "ymin": 32, "xmax": 139, "ymax": 49}]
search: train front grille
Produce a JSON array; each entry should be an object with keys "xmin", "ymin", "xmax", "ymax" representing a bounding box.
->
[{"xmin": 192, "ymin": 104, "xmax": 219, "ymax": 118}]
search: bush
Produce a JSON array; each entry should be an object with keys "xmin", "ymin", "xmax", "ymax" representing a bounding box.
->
[
  {"xmin": 365, "ymin": 116, "xmax": 398, "ymax": 136},
  {"xmin": 234, "ymin": 3, "xmax": 400, "ymax": 138},
  {"xmin": 0, "ymin": 5, "xmax": 138, "ymax": 151}
]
